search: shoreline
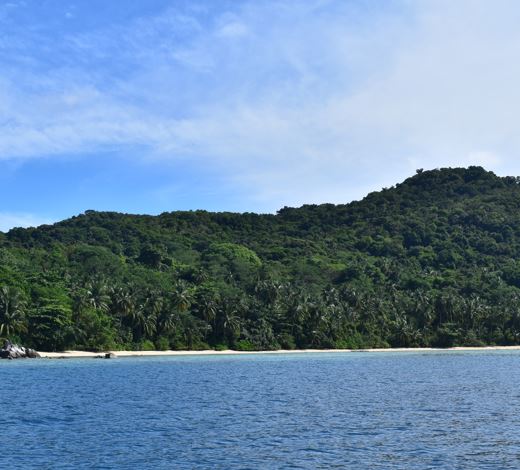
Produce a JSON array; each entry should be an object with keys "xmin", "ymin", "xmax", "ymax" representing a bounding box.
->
[{"xmin": 37, "ymin": 345, "xmax": 520, "ymax": 359}]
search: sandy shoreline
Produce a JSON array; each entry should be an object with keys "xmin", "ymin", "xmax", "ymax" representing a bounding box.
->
[{"xmin": 37, "ymin": 345, "xmax": 520, "ymax": 359}]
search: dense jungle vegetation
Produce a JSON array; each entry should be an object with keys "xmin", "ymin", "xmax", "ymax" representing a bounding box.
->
[{"xmin": 3, "ymin": 166, "xmax": 520, "ymax": 351}]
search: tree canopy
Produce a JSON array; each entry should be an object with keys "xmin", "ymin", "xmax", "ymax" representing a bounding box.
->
[{"xmin": 3, "ymin": 166, "xmax": 520, "ymax": 351}]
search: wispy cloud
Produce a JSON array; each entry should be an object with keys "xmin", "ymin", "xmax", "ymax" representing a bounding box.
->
[
  {"xmin": 1, "ymin": 0, "xmax": 520, "ymax": 211},
  {"xmin": 0, "ymin": 212, "xmax": 52, "ymax": 232}
]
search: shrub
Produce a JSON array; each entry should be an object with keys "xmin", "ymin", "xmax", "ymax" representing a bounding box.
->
[
  {"xmin": 277, "ymin": 333, "xmax": 296, "ymax": 350},
  {"xmin": 139, "ymin": 340, "xmax": 156, "ymax": 351},
  {"xmin": 155, "ymin": 336, "xmax": 170, "ymax": 351},
  {"xmin": 192, "ymin": 341, "xmax": 210, "ymax": 351},
  {"xmin": 234, "ymin": 339, "xmax": 256, "ymax": 351}
]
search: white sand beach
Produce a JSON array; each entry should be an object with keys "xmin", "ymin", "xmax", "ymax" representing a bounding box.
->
[{"xmin": 37, "ymin": 346, "xmax": 520, "ymax": 359}]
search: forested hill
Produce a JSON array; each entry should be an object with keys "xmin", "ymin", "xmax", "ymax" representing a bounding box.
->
[{"xmin": 3, "ymin": 166, "xmax": 520, "ymax": 352}]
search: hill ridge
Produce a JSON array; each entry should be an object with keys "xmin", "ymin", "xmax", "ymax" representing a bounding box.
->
[{"xmin": 2, "ymin": 166, "xmax": 520, "ymax": 352}]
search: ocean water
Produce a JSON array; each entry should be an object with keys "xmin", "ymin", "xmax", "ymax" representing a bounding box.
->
[{"xmin": 1, "ymin": 351, "xmax": 520, "ymax": 469}]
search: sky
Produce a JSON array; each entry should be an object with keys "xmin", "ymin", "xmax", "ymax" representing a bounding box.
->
[{"xmin": 1, "ymin": 0, "xmax": 520, "ymax": 231}]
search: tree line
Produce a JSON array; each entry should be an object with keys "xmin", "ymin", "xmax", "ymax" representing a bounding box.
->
[{"xmin": 2, "ymin": 166, "xmax": 520, "ymax": 351}]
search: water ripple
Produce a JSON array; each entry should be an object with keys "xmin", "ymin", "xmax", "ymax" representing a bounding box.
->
[{"xmin": 1, "ymin": 352, "xmax": 520, "ymax": 468}]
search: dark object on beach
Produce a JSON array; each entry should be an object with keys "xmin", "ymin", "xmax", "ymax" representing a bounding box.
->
[
  {"xmin": 105, "ymin": 352, "xmax": 117, "ymax": 359},
  {"xmin": 0, "ymin": 340, "xmax": 41, "ymax": 359}
]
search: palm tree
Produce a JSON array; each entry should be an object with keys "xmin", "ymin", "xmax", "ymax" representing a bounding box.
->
[
  {"xmin": 171, "ymin": 281, "xmax": 191, "ymax": 312},
  {"xmin": 284, "ymin": 290, "xmax": 310, "ymax": 338},
  {"xmin": 140, "ymin": 292, "xmax": 163, "ymax": 338},
  {"xmin": 126, "ymin": 304, "xmax": 155, "ymax": 341},
  {"xmin": 0, "ymin": 286, "xmax": 27, "ymax": 337},
  {"xmin": 216, "ymin": 299, "xmax": 241, "ymax": 345},
  {"xmin": 111, "ymin": 287, "xmax": 136, "ymax": 319},
  {"xmin": 84, "ymin": 280, "xmax": 110, "ymax": 313},
  {"xmin": 412, "ymin": 291, "xmax": 434, "ymax": 330},
  {"xmin": 157, "ymin": 310, "xmax": 177, "ymax": 337},
  {"xmin": 194, "ymin": 269, "xmax": 208, "ymax": 285},
  {"xmin": 105, "ymin": 286, "xmax": 138, "ymax": 343},
  {"xmin": 255, "ymin": 279, "xmax": 283, "ymax": 305},
  {"xmin": 194, "ymin": 295, "xmax": 218, "ymax": 340},
  {"xmin": 179, "ymin": 313, "xmax": 205, "ymax": 349},
  {"xmin": 141, "ymin": 311, "xmax": 157, "ymax": 339},
  {"xmin": 197, "ymin": 297, "xmax": 218, "ymax": 324},
  {"xmin": 391, "ymin": 313, "xmax": 422, "ymax": 347},
  {"xmin": 70, "ymin": 285, "xmax": 90, "ymax": 316}
]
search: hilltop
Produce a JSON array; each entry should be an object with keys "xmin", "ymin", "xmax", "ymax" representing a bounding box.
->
[{"xmin": 2, "ymin": 166, "xmax": 520, "ymax": 351}]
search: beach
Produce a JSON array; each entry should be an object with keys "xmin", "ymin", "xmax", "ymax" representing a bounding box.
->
[{"xmin": 37, "ymin": 345, "xmax": 520, "ymax": 359}]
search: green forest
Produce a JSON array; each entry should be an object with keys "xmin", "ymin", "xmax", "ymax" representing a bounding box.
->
[{"xmin": 3, "ymin": 166, "xmax": 520, "ymax": 352}]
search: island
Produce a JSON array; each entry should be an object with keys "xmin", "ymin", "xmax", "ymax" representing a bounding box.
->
[{"xmin": 1, "ymin": 167, "xmax": 520, "ymax": 354}]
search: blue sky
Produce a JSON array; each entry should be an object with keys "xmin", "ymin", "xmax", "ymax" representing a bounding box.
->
[{"xmin": 1, "ymin": 0, "xmax": 520, "ymax": 231}]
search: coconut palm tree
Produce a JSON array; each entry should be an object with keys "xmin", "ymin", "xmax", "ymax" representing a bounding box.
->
[
  {"xmin": 125, "ymin": 300, "xmax": 156, "ymax": 341},
  {"xmin": 110, "ymin": 287, "xmax": 136, "ymax": 319},
  {"xmin": 171, "ymin": 281, "xmax": 191, "ymax": 312},
  {"xmin": 216, "ymin": 299, "xmax": 241, "ymax": 345},
  {"xmin": 179, "ymin": 313, "xmax": 205, "ymax": 349},
  {"xmin": 84, "ymin": 280, "xmax": 110, "ymax": 313},
  {"xmin": 0, "ymin": 286, "xmax": 27, "ymax": 337},
  {"xmin": 157, "ymin": 310, "xmax": 177, "ymax": 337}
]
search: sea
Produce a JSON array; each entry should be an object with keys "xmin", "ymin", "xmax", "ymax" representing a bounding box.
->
[{"xmin": 1, "ymin": 351, "xmax": 519, "ymax": 469}]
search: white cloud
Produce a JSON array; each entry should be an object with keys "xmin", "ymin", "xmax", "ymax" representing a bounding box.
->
[
  {"xmin": 216, "ymin": 17, "xmax": 248, "ymax": 38},
  {"xmin": 463, "ymin": 151, "xmax": 502, "ymax": 168},
  {"xmin": 0, "ymin": 212, "xmax": 52, "ymax": 232},
  {"xmin": 2, "ymin": 0, "xmax": 520, "ymax": 209}
]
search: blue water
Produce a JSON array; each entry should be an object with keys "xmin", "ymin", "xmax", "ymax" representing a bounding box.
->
[{"xmin": 1, "ymin": 351, "xmax": 520, "ymax": 469}]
